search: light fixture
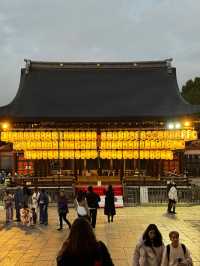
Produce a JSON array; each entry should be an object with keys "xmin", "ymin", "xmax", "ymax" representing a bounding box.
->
[
  {"xmin": 1, "ymin": 122, "xmax": 10, "ymax": 131},
  {"xmin": 184, "ymin": 121, "xmax": 190, "ymax": 127},
  {"xmin": 175, "ymin": 122, "xmax": 181, "ymax": 129},
  {"xmin": 167, "ymin": 123, "xmax": 174, "ymax": 129}
]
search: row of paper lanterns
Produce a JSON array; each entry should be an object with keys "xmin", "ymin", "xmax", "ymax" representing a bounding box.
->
[
  {"xmin": 24, "ymin": 149, "xmax": 173, "ymax": 160},
  {"xmin": 24, "ymin": 150, "xmax": 98, "ymax": 160},
  {"xmin": 1, "ymin": 129, "xmax": 197, "ymax": 142},
  {"xmin": 100, "ymin": 150, "xmax": 173, "ymax": 160},
  {"xmin": 1, "ymin": 131, "xmax": 97, "ymax": 141},
  {"xmin": 13, "ymin": 139, "xmax": 185, "ymax": 150},
  {"xmin": 13, "ymin": 141, "xmax": 97, "ymax": 150},
  {"xmin": 100, "ymin": 140, "xmax": 185, "ymax": 150},
  {"xmin": 101, "ymin": 130, "xmax": 197, "ymax": 141}
]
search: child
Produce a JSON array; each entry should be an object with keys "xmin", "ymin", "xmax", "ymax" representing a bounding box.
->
[
  {"xmin": 20, "ymin": 204, "xmax": 32, "ymax": 226},
  {"xmin": 31, "ymin": 207, "xmax": 37, "ymax": 225},
  {"xmin": 161, "ymin": 231, "xmax": 193, "ymax": 266}
]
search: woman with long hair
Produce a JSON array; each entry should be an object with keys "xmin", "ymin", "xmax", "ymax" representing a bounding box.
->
[
  {"xmin": 57, "ymin": 218, "xmax": 114, "ymax": 266},
  {"xmin": 104, "ymin": 185, "xmax": 116, "ymax": 223},
  {"xmin": 133, "ymin": 224, "xmax": 164, "ymax": 266}
]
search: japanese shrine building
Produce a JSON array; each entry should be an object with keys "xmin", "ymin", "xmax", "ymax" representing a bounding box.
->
[{"xmin": 0, "ymin": 59, "xmax": 199, "ymax": 187}]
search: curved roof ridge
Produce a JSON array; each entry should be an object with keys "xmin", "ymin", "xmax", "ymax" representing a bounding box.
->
[{"xmin": 24, "ymin": 58, "xmax": 172, "ymax": 71}]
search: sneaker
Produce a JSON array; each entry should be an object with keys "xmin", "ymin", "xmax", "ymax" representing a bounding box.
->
[{"xmin": 57, "ymin": 228, "xmax": 63, "ymax": 231}]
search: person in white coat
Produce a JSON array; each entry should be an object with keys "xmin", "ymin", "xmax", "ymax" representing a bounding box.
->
[
  {"xmin": 168, "ymin": 183, "xmax": 178, "ymax": 214},
  {"xmin": 133, "ymin": 224, "xmax": 164, "ymax": 266},
  {"xmin": 32, "ymin": 187, "xmax": 40, "ymax": 213}
]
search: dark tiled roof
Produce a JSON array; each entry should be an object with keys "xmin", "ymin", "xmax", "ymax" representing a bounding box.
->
[{"xmin": 0, "ymin": 60, "xmax": 199, "ymax": 121}]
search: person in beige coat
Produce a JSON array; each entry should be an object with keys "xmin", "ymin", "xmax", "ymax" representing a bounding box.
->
[{"xmin": 133, "ymin": 224, "xmax": 164, "ymax": 266}]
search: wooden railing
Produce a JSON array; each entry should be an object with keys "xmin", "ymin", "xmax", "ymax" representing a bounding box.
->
[
  {"xmin": 10, "ymin": 175, "xmax": 74, "ymax": 187},
  {"xmin": 76, "ymin": 175, "xmax": 121, "ymax": 185}
]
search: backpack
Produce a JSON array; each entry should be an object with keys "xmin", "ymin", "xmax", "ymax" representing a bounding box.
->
[{"xmin": 167, "ymin": 244, "xmax": 186, "ymax": 260}]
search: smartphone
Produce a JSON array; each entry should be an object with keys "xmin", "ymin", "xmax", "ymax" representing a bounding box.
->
[{"xmin": 177, "ymin": 257, "xmax": 182, "ymax": 263}]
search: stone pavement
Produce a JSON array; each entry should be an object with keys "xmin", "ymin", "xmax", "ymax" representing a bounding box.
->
[{"xmin": 0, "ymin": 206, "xmax": 200, "ymax": 266}]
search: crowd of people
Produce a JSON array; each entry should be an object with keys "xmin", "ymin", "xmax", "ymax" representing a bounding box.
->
[
  {"xmin": 56, "ymin": 219, "xmax": 193, "ymax": 266},
  {"xmin": 133, "ymin": 224, "xmax": 193, "ymax": 265},
  {"xmin": 3, "ymin": 186, "xmax": 49, "ymax": 226},
  {"xmin": 2, "ymin": 184, "xmax": 194, "ymax": 265},
  {"xmin": 2, "ymin": 184, "xmax": 116, "ymax": 229}
]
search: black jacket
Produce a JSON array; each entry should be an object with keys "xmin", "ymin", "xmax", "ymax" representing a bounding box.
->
[
  {"xmin": 86, "ymin": 191, "xmax": 100, "ymax": 209},
  {"xmin": 104, "ymin": 191, "xmax": 116, "ymax": 216}
]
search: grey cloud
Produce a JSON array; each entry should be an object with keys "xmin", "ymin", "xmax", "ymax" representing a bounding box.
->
[{"xmin": 0, "ymin": 0, "xmax": 199, "ymax": 105}]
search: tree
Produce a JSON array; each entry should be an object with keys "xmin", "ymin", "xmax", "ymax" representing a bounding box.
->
[{"xmin": 181, "ymin": 77, "xmax": 200, "ymax": 104}]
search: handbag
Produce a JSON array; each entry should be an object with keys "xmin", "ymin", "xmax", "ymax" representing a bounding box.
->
[{"xmin": 76, "ymin": 200, "xmax": 87, "ymax": 216}]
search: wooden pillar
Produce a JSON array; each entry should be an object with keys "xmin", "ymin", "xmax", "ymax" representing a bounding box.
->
[
  {"xmin": 110, "ymin": 159, "xmax": 113, "ymax": 170},
  {"xmin": 179, "ymin": 152, "xmax": 184, "ymax": 175},
  {"xmin": 123, "ymin": 159, "xmax": 126, "ymax": 176},
  {"xmin": 133, "ymin": 159, "xmax": 137, "ymax": 170},
  {"xmin": 84, "ymin": 159, "xmax": 87, "ymax": 170},
  {"xmin": 13, "ymin": 151, "xmax": 17, "ymax": 175},
  {"xmin": 71, "ymin": 159, "xmax": 75, "ymax": 175}
]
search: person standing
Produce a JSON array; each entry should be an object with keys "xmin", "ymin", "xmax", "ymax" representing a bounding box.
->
[
  {"xmin": 57, "ymin": 190, "xmax": 71, "ymax": 231},
  {"xmin": 14, "ymin": 186, "xmax": 24, "ymax": 222},
  {"xmin": 57, "ymin": 218, "xmax": 114, "ymax": 266},
  {"xmin": 166, "ymin": 181, "xmax": 173, "ymax": 213},
  {"xmin": 32, "ymin": 187, "xmax": 40, "ymax": 212},
  {"xmin": 23, "ymin": 185, "xmax": 31, "ymax": 206},
  {"xmin": 31, "ymin": 187, "xmax": 40, "ymax": 224},
  {"xmin": 3, "ymin": 190, "xmax": 14, "ymax": 223},
  {"xmin": 38, "ymin": 189, "xmax": 49, "ymax": 225},
  {"xmin": 86, "ymin": 186, "xmax": 100, "ymax": 228},
  {"xmin": 168, "ymin": 183, "xmax": 178, "ymax": 214},
  {"xmin": 20, "ymin": 204, "xmax": 32, "ymax": 227},
  {"xmin": 104, "ymin": 185, "xmax": 116, "ymax": 223},
  {"xmin": 75, "ymin": 190, "xmax": 90, "ymax": 220},
  {"xmin": 161, "ymin": 231, "xmax": 193, "ymax": 266},
  {"xmin": 133, "ymin": 224, "xmax": 164, "ymax": 266}
]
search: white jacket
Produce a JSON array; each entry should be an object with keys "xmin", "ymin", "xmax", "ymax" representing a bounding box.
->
[
  {"xmin": 32, "ymin": 192, "xmax": 40, "ymax": 209},
  {"xmin": 168, "ymin": 186, "xmax": 178, "ymax": 202}
]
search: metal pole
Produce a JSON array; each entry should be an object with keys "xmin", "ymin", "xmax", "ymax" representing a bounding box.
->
[
  {"xmin": 138, "ymin": 129, "xmax": 141, "ymax": 177},
  {"xmin": 57, "ymin": 129, "xmax": 61, "ymax": 189}
]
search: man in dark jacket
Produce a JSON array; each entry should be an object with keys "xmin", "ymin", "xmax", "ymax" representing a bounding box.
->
[
  {"xmin": 38, "ymin": 189, "xmax": 49, "ymax": 225},
  {"xmin": 14, "ymin": 186, "xmax": 24, "ymax": 221},
  {"xmin": 86, "ymin": 186, "xmax": 100, "ymax": 228},
  {"xmin": 57, "ymin": 190, "xmax": 71, "ymax": 230}
]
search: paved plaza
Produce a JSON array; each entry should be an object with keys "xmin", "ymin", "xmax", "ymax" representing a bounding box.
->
[{"xmin": 0, "ymin": 205, "xmax": 200, "ymax": 266}]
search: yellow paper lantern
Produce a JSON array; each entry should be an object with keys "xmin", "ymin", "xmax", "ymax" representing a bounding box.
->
[
  {"xmin": 118, "ymin": 131, "xmax": 124, "ymax": 140},
  {"xmin": 129, "ymin": 131, "xmax": 135, "ymax": 140},
  {"xmin": 101, "ymin": 132, "xmax": 107, "ymax": 140},
  {"xmin": 116, "ymin": 150, "xmax": 122, "ymax": 159},
  {"xmin": 144, "ymin": 150, "xmax": 149, "ymax": 159}
]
